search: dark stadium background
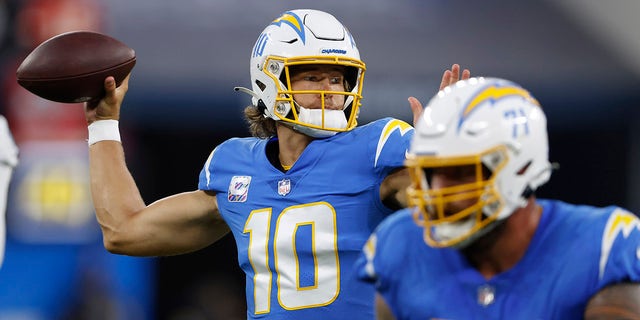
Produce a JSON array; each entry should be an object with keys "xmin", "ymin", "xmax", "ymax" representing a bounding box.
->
[{"xmin": 1, "ymin": 0, "xmax": 639, "ymax": 318}]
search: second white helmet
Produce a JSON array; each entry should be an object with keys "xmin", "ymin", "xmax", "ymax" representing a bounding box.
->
[{"xmin": 406, "ymin": 77, "xmax": 552, "ymax": 248}]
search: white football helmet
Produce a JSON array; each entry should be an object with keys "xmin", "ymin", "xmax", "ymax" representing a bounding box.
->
[
  {"xmin": 237, "ymin": 9, "xmax": 366, "ymax": 138},
  {"xmin": 405, "ymin": 77, "xmax": 552, "ymax": 248}
]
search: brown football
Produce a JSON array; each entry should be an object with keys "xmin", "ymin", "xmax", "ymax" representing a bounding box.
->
[
  {"xmin": 584, "ymin": 283, "xmax": 640, "ymax": 320},
  {"xmin": 16, "ymin": 30, "xmax": 136, "ymax": 103}
]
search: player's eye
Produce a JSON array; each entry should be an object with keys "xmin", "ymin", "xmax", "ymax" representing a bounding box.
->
[{"xmin": 330, "ymin": 77, "xmax": 343, "ymax": 84}]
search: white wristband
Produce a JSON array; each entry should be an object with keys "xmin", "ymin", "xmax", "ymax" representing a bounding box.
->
[{"xmin": 88, "ymin": 120, "xmax": 121, "ymax": 145}]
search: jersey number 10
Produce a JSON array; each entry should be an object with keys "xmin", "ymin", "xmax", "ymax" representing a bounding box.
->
[{"xmin": 244, "ymin": 201, "xmax": 340, "ymax": 314}]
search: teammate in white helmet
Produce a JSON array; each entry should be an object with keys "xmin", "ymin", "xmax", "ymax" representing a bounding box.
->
[
  {"xmin": 0, "ymin": 116, "xmax": 17, "ymax": 269},
  {"xmin": 355, "ymin": 77, "xmax": 640, "ymax": 319},
  {"xmin": 84, "ymin": 9, "xmax": 469, "ymax": 319}
]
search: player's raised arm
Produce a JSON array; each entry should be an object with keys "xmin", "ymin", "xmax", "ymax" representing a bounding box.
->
[{"xmin": 84, "ymin": 75, "xmax": 229, "ymax": 256}]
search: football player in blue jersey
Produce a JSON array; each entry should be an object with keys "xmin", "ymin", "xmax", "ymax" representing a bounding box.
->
[
  {"xmin": 83, "ymin": 9, "xmax": 469, "ymax": 320},
  {"xmin": 355, "ymin": 77, "xmax": 640, "ymax": 319}
]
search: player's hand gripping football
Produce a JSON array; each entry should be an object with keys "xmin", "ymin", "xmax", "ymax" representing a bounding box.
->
[
  {"xmin": 408, "ymin": 64, "xmax": 471, "ymax": 126},
  {"xmin": 84, "ymin": 75, "xmax": 130, "ymax": 125}
]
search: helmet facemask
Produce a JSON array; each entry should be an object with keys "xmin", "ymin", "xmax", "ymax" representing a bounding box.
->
[
  {"xmin": 261, "ymin": 56, "xmax": 364, "ymax": 138},
  {"xmin": 406, "ymin": 146, "xmax": 508, "ymax": 248}
]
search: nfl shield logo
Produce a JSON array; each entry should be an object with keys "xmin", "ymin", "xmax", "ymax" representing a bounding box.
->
[
  {"xmin": 477, "ymin": 285, "xmax": 495, "ymax": 306},
  {"xmin": 278, "ymin": 179, "xmax": 291, "ymax": 196}
]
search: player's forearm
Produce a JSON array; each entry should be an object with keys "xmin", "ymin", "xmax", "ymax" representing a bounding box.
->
[
  {"xmin": 89, "ymin": 141, "xmax": 146, "ymax": 245},
  {"xmin": 376, "ymin": 294, "xmax": 397, "ymax": 320},
  {"xmin": 380, "ymin": 168, "xmax": 410, "ymax": 209}
]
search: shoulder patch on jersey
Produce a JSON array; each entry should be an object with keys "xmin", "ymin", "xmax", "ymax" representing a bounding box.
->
[
  {"xmin": 375, "ymin": 119, "xmax": 413, "ymax": 167},
  {"xmin": 599, "ymin": 208, "xmax": 640, "ymax": 279},
  {"xmin": 228, "ymin": 175, "xmax": 252, "ymax": 202}
]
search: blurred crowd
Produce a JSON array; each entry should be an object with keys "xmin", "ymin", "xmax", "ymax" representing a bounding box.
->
[
  {"xmin": 0, "ymin": 0, "xmax": 154, "ymax": 319},
  {"xmin": 0, "ymin": 0, "xmax": 249, "ymax": 319}
]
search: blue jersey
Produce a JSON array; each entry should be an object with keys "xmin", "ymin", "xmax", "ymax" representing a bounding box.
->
[
  {"xmin": 356, "ymin": 199, "xmax": 640, "ymax": 319},
  {"xmin": 198, "ymin": 118, "xmax": 413, "ymax": 319}
]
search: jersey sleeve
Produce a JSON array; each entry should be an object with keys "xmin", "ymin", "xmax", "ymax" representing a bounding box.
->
[
  {"xmin": 198, "ymin": 139, "xmax": 238, "ymax": 193},
  {"xmin": 355, "ymin": 209, "xmax": 411, "ymax": 291},
  {"xmin": 356, "ymin": 230, "xmax": 382, "ymax": 283},
  {"xmin": 370, "ymin": 117, "xmax": 413, "ymax": 176},
  {"xmin": 198, "ymin": 145, "xmax": 220, "ymax": 192},
  {"xmin": 597, "ymin": 208, "xmax": 640, "ymax": 284}
]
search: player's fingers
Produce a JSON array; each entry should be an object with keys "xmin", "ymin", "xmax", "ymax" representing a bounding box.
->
[
  {"xmin": 408, "ymin": 96, "xmax": 423, "ymax": 127},
  {"xmin": 105, "ymin": 76, "xmax": 117, "ymax": 93},
  {"xmin": 461, "ymin": 68, "xmax": 471, "ymax": 81},
  {"xmin": 99, "ymin": 77, "xmax": 117, "ymax": 108},
  {"xmin": 449, "ymin": 64, "xmax": 460, "ymax": 85},
  {"xmin": 84, "ymin": 100, "xmax": 99, "ymax": 124},
  {"xmin": 85, "ymin": 99, "xmax": 98, "ymax": 110},
  {"xmin": 439, "ymin": 70, "xmax": 452, "ymax": 90}
]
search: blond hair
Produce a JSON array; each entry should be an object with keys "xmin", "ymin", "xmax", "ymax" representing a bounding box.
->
[{"xmin": 243, "ymin": 105, "xmax": 277, "ymax": 139}]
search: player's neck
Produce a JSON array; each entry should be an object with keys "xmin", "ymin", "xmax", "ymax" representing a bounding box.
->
[
  {"xmin": 463, "ymin": 198, "xmax": 542, "ymax": 279},
  {"xmin": 276, "ymin": 124, "xmax": 314, "ymax": 167}
]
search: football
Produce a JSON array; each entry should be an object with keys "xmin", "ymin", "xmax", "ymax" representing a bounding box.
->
[
  {"xmin": 16, "ymin": 30, "xmax": 136, "ymax": 103},
  {"xmin": 584, "ymin": 283, "xmax": 640, "ymax": 320}
]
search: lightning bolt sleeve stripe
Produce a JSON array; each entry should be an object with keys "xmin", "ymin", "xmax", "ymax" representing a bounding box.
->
[
  {"xmin": 374, "ymin": 119, "xmax": 413, "ymax": 167},
  {"xmin": 203, "ymin": 146, "xmax": 219, "ymax": 188},
  {"xmin": 599, "ymin": 209, "xmax": 640, "ymax": 279}
]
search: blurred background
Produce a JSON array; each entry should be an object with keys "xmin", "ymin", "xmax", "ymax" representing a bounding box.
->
[{"xmin": 0, "ymin": 0, "xmax": 639, "ymax": 319}]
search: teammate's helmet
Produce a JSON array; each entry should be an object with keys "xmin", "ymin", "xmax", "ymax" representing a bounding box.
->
[
  {"xmin": 248, "ymin": 9, "xmax": 366, "ymax": 138},
  {"xmin": 405, "ymin": 77, "xmax": 552, "ymax": 248}
]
